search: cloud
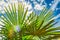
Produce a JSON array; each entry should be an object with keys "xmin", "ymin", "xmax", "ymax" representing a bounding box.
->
[{"xmin": 34, "ymin": 4, "xmax": 45, "ymax": 10}]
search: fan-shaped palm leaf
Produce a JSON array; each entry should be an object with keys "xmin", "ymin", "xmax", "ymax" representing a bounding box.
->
[{"xmin": 0, "ymin": 3, "xmax": 60, "ymax": 40}]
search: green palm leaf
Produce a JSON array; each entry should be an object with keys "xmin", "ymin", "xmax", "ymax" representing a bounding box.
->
[{"xmin": 0, "ymin": 3, "xmax": 60, "ymax": 40}]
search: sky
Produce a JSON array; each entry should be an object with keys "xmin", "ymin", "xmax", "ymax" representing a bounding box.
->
[
  {"xmin": 23, "ymin": 0, "xmax": 60, "ymax": 14},
  {"xmin": 0, "ymin": 0, "xmax": 60, "ymax": 26},
  {"xmin": 0, "ymin": 0, "xmax": 60, "ymax": 15}
]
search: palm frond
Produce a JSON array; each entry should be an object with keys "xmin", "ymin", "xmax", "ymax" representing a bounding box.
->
[{"xmin": 0, "ymin": 3, "xmax": 60, "ymax": 40}]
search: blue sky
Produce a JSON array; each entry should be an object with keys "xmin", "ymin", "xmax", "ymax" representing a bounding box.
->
[
  {"xmin": 25, "ymin": 0, "xmax": 60, "ymax": 15},
  {"xmin": 0, "ymin": 0, "xmax": 60, "ymax": 15}
]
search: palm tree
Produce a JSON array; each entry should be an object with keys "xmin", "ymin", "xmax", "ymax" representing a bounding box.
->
[{"xmin": 0, "ymin": 3, "xmax": 60, "ymax": 40}]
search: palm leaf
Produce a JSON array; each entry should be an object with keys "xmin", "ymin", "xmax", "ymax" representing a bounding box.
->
[{"xmin": 0, "ymin": 3, "xmax": 60, "ymax": 40}]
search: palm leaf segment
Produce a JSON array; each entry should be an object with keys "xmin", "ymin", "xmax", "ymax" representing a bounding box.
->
[{"xmin": 0, "ymin": 3, "xmax": 60, "ymax": 40}]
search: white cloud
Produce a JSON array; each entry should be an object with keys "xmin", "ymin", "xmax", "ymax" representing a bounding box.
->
[
  {"xmin": 33, "ymin": 2, "xmax": 38, "ymax": 5},
  {"xmin": 34, "ymin": 4, "xmax": 45, "ymax": 10}
]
